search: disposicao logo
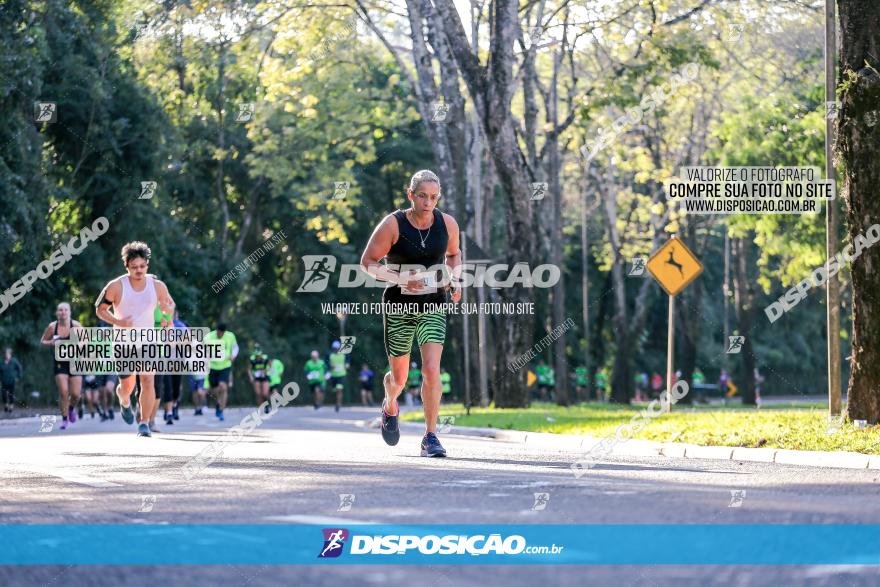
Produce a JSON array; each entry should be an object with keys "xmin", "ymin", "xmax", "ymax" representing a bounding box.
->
[
  {"xmin": 318, "ymin": 528, "xmax": 349, "ymax": 558},
  {"xmin": 318, "ymin": 529, "xmax": 563, "ymax": 559}
]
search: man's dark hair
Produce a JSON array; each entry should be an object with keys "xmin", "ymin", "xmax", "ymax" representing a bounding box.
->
[
  {"xmin": 216, "ymin": 322, "xmax": 227, "ymax": 333},
  {"xmin": 121, "ymin": 241, "xmax": 151, "ymax": 265}
]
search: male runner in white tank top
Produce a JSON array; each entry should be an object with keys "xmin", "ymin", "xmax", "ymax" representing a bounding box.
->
[{"xmin": 94, "ymin": 241, "xmax": 176, "ymax": 437}]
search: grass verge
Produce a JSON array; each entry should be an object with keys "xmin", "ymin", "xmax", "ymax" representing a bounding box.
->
[{"xmin": 400, "ymin": 402, "xmax": 880, "ymax": 454}]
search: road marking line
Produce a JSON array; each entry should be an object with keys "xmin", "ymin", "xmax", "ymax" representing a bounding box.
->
[{"xmin": 264, "ymin": 514, "xmax": 382, "ymax": 525}]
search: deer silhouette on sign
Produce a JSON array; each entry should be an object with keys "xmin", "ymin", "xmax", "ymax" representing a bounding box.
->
[{"xmin": 665, "ymin": 247, "xmax": 685, "ymax": 278}]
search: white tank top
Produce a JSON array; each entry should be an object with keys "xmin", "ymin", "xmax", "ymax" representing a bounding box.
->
[{"xmin": 115, "ymin": 275, "xmax": 157, "ymax": 329}]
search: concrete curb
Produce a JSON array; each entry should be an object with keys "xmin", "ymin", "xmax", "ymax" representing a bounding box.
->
[{"xmin": 371, "ymin": 418, "xmax": 880, "ymax": 470}]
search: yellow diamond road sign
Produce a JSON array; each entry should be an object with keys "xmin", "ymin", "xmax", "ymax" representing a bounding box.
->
[
  {"xmin": 646, "ymin": 237, "xmax": 703, "ymax": 296},
  {"xmin": 527, "ymin": 370, "xmax": 537, "ymax": 387}
]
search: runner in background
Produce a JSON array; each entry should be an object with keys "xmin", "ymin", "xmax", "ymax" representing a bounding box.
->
[
  {"xmin": 406, "ymin": 361, "xmax": 421, "ymax": 407},
  {"xmin": 326, "ymin": 340, "xmax": 348, "ymax": 412},
  {"xmin": 573, "ymin": 365, "xmax": 588, "ymax": 402},
  {"xmin": 634, "ymin": 371, "xmax": 649, "ymax": 402},
  {"xmin": 150, "ymin": 305, "xmax": 174, "ymax": 431},
  {"xmin": 82, "ymin": 374, "xmax": 102, "ymax": 419},
  {"xmin": 1, "ymin": 348, "xmax": 22, "ymax": 414},
  {"xmin": 191, "ymin": 370, "xmax": 207, "ymax": 415},
  {"xmin": 595, "ymin": 368, "xmax": 608, "ymax": 402},
  {"xmin": 439, "ymin": 367, "xmax": 451, "ymax": 403},
  {"xmin": 39, "ymin": 302, "xmax": 83, "ymax": 431},
  {"xmin": 754, "ymin": 367, "xmax": 764, "ymax": 406},
  {"xmin": 248, "ymin": 343, "xmax": 270, "ymax": 413},
  {"xmin": 95, "ymin": 319, "xmax": 117, "ymax": 421},
  {"xmin": 358, "ymin": 363, "xmax": 374, "ymax": 406},
  {"xmin": 204, "ymin": 323, "xmax": 238, "ymax": 422},
  {"xmin": 267, "ymin": 356, "xmax": 284, "ymax": 398},
  {"xmin": 165, "ymin": 310, "xmax": 187, "ymax": 423},
  {"xmin": 535, "ymin": 359, "xmax": 552, "ymax": 401},
  {"xmin": 98, "ymin": 373, "xmax": 117, "ymax": 421},
  {"xmin": 650, "ymin": 372, "xmax": 664, "ymax": 400},
  {"xmin": 305, "ymin": 350, "xmax": 326, "ymax": 409}
]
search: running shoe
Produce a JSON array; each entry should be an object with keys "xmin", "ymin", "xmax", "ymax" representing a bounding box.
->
[
  {"xmin": 380, "ymin": 400, "xmax": 400, "ymax": 446},
  {"xmin": 60, "ymin": 418, "xmax": 68, "ymax": 430},
  {"xmin": 68, "ymin": 405, "xmax": 77, "ymax": 423},
  {"xmin": 100, "ymin": 413, "xmax": 109, "ymax": 422},
  {"xmin": 194, "ymin": 408, "xmax": 203, "ymax": 416},
  {"xmin": 77, "ymin": 405, "xmax": 84, "ymax": 420},
  {"xmin": 215, "ymin": 404, "xmax": 221, "ymax": 418},
  {"xmin": 120, "ymin": 402, "xmax": 134, "ymax": 425},
  {"xmin": 335, "ymin": 404, "xmax": 340, "ymax": 413},
  {"xmin": 217, "ymin": 410, "xmax": 225, "ymax": 422},
  {"xmin": 137, "ymin": 423, "xmax": 151, "ymax": 437},
  {"xmin": 420, "ymin": 432, "xmax": 447, "ymax": 458},
  {"xmin": 172, "ymin": 403, "xmax": 179, "ymax": 420},
  {"xmin": 108, "ymin": 409, "xmax": 115, "ymax": 420},
  {"xmin": 165, "ymin": 412, "xmax": 174, "ymax": 425}
]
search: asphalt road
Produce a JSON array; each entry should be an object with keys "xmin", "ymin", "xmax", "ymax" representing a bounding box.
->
[{"xmin": 1, "ymin": 405, "xmax": 878, "ymax": 586}]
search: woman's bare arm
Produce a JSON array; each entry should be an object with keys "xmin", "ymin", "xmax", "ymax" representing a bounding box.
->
[{"xmin": 360, "ymin": 215, "xmax": 424, "ymax": 291}]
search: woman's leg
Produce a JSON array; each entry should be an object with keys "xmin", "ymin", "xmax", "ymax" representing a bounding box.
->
[
  {"xmin": 418, "ymin": 343, "xmax": 444, "ymax": 434},
  {"xmin": 384, "ymin": 355, "xmax": 410, "ymax": 414},
  {"xmin": 55, "ymin": 374, "xmax": 69, "ymax": 417}
]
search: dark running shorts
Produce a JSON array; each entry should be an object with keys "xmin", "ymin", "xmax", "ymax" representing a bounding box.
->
[
  {"xmin": 53, "ymin": 361, "xmax": 80, "ymax": 377},
  {"xmin": 209, "ymin": 367, "xmax": 231, "ymax": 388}
]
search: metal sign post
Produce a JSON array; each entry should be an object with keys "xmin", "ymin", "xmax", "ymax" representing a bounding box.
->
[{"xmin": 647, "ymin": 236, "xmax": 704, "ymax": 412}]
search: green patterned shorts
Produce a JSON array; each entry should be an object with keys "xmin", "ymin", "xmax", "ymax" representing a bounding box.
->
[{"xmin": 383, "ymin": 309, "xmax": 447, "ymax": 357}]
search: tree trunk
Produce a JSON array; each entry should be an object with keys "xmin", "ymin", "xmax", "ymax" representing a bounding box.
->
[
  {"xmin": 580, "ymin": 177, "xmax": 592, "ymax": 401},
  {"xmin": 403, "ymin": 0, "xmax": 462, "ymax": 215},
  {"xmin": 548, "ymin": 52, "xmax": 568, "ymax": 406},
  {"xmin": 433, "ymin": 0, "xmax": 535, "ymax": 407},
  {"xmin": 837, "ymin": 0, "xmax": 880, "ymax": 423},
  {"xmin": 732, "ymin": 237, "xmax": 757, "ymax": 405}
]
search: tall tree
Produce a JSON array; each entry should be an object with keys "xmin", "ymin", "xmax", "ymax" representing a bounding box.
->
[
  {"xmin": 430, "ymin": 0, "xmax": 536, "ymax": 407},
  {"xmin": 837, "ymin": 0, "xmax": 880, "ymax": 422}
]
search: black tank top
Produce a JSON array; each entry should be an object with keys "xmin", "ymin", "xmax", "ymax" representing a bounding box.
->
[
  {"xmin": 53, "ymin": 321, "xmax": 71, "ymax": 365},
  {"xmin": 54, "ymin": 321, "xmax": 71, "ymax": 340},
  {"xmin": 383, "ymin": 209, "xmax": 448, "ymax": 308}
]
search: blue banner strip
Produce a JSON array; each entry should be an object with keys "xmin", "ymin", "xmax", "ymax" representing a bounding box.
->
[{"xmin": 2, "ymin": 524, "xmax": 879, "ymax": 565}]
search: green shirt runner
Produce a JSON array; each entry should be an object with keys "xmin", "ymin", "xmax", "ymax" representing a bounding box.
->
[
  {"xmin": 268, "ymin": 359, "xmax": 284, "ymax": 387},
  {"xmin": 327, "ymin": 352, "xmax": 347, "ymax": 377},
  {"xmin": 440, "ymin": 371, "xmax": 451, "ymax": 394},
  {"xmin": 408, "ymin": 366, "xmax": 421, "ymax": 388},
  {"xmin": 205, "ymin": 330, "xmax": 237, "ymax": 371},
  {"xmin": 535, "ymin": 364, "xmax": 551, "ymax": 385},
  {"xmin": 250, "ymin": 351, "xmax": 269, "ymax": 377},
  {"xmin": 305, "ymin": 358, "xmax": 326, "ymax": 384}
]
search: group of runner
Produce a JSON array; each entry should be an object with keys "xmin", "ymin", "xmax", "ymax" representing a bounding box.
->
[
  {"xmin": 304, "ymin": 343, "xmax": 388, "ymax": 410},
  {"xmin": 36, "ymin": 168, "xmax": 461, "ymax": 456}
]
